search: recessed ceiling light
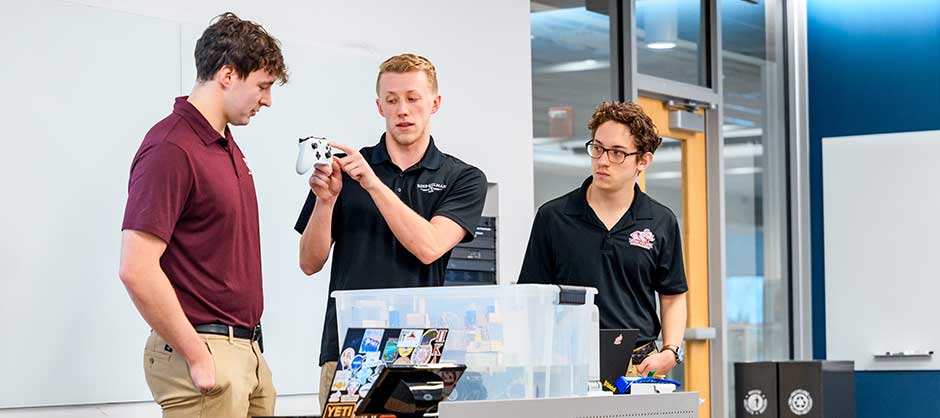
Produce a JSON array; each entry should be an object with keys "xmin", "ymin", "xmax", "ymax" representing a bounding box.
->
[{"xmin": 647, "ymin": 42, "xmax": 677, "ymax": 50}]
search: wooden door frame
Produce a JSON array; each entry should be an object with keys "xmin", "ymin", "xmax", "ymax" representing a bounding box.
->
[{"xmin": 638, "ymin": 96, "xmax": 711, "ymax": 418}]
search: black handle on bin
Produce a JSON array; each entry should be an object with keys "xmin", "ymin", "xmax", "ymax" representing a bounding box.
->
[{"xmin": 557, "ymin": 285, "xmax": 587, "ymax": 305}]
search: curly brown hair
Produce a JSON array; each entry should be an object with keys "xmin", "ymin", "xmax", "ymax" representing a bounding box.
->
[
  {"xmin": 587, "ymin": 101, "xmax": 661, "ymax": 155},
  {"xmin": 376, "ymin": 54, "xmax": 438, "ymax": 95},
  {"xmin": 194, "ymin": 12, "xmax": 288, "ymax": 85}
]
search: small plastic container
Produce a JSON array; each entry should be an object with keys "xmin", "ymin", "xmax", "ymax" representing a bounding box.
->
[{"xmin": 332, "ymin": 284, "xmax": 599, "ymax": 401}]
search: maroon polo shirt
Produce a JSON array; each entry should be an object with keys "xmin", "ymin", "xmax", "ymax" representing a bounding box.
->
[{"xmin": 122, "ymin": 96, "xmax": 263, "ymax": 329}]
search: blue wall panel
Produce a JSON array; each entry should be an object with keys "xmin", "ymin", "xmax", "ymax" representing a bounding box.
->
[{"xmin": 808, "ymin": 1, "xmax": 940, "ymax": 416}]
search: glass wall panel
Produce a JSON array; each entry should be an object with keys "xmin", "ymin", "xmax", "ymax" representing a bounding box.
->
[
  {"xmin": 531, "ymin": 1, "xmax": 613, "ymax": 207},
  {"xmin": 721, "ymin": 0, "xmax": 790, "ymax": 414}
]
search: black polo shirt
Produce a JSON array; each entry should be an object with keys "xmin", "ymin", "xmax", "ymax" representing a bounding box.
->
[
  {"xmin": 295, "ymin": 134, "xmax": 487, "ymax": 365},
  {"xmin": 518, "ymin": 177, "xmax": 687, "ymax": 344}
]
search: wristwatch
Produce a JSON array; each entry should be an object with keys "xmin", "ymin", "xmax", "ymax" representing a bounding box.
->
[{"xmin": 662, "ymin": 344, "xmax": 683, "ymax": 365}]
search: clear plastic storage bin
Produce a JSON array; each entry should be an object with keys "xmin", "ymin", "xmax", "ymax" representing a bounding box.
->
[{"xmin": 332, "ymin": 284, "xmax": 599, "ymax": 401}]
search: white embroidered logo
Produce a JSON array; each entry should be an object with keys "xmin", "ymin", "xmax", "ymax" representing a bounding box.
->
[
  {"xmin": 417, "ymin": 183, "xmax": 447, "ymax": 194},
  {"xmin": 628, "ymin": 228, "xmax": 655, "ymax": 250}
]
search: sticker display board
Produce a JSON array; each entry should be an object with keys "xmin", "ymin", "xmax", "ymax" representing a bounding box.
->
[{"xmin": 323, "ymin": 328, "xmax": 449, "ymax": 418}]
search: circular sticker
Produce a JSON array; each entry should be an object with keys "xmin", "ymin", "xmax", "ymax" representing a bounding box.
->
[
  {"xmin": 351, "ymin": 355, "xmax": 364, "ymax": 370},
  {"xmin": 398, "ymin": 347, "xmax": 414, "ymax": 357},
  {"xmin": 411, "ymin": 345, "xmax": 432, "ymax": 364},
  {"xmin": 743, "ymin": 389, "xmax": 768, "ymax": 415},
  {"xmin": 788, "ymin": 389, "xmax": 813, "ymax": 416},
  {"xmin": 340, "ymin": 347, "xmax": 355, "ymax": 369},
  {"xmin": 394, "ymin": 356, "xmax": 411, "ymax": 365}
]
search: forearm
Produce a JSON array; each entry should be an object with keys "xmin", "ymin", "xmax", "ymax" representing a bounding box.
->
[
  {"xmin": 299, "ymin": 197, "xmax": 335, "ymax": 275},
  {"xmin": 122, "ymin": 269, "xmax": 207, "ymax": 364},
  {"xmin": 659, "ymin": 293, "xmax": 687, "ymax": 347},
  {"xmin": 366, "ymin": 183, "xmax": 448, "ymax": 264}
]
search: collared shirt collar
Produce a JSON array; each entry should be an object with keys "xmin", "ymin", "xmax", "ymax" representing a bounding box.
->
[
  {"xmin": 564, "ymin": 176, "xmax": 653, "ymax": 221},
  {"xmin": 172, "ymin": 96, "xmax": 233, "ymax": 146},
  {"xmin": 369, "ymin": 133, "xmax": 444, "ymax": 171}
]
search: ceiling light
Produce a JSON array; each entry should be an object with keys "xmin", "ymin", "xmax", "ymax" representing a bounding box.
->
[{"xmin": 644, "ymin": 0, "xmax": 678, "ymax": 50}]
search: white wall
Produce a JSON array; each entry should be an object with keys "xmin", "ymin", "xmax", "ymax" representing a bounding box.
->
[
  {"xmin": 76, "ymin": 0, "xmax": 537, "ymax": 285},
  {"xmin": 0, "ymin": 0, "xmax": 533, "ymax": 414}
]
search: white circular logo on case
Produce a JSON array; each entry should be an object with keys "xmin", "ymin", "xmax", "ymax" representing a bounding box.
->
[
  {"xmin": 743, "ymin": 389, "xmax": 768, "ymax": 415},
  {"xmin": 788, "ymin": 389, "xmax": 813, "ymax": 415}
]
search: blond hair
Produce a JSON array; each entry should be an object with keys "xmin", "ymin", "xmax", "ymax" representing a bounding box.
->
[{"xmin": 376, "ymin": 53, "xmax": 438, "ymax": 95}]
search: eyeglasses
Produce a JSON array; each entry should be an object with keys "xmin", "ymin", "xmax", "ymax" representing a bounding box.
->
[{"xmin": 585, "ymin": 140, "xmax": 641, "ymax": 164}]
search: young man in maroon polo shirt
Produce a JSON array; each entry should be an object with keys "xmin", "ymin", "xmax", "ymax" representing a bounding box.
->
[{"xmin": 119, "ymin": 13, "xmax": 287, "ymax": 418}]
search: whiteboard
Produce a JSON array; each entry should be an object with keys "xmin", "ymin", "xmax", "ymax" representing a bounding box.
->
[
  {"xmin": 0, "ymin": 1, "xmax": 383, "ymax": 407},
  {"xmin": 823, "ymin": 130, "xmax": 940, "ymax": 371}
]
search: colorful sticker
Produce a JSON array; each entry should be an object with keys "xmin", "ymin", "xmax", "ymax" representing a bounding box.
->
[
  {"xmin": 412, "ymin": 345, "xmax": 432, "ymax": 364},
  {"xmin": 324, "ymin": 402, "xmax": 356, "ymax": 418},
  {"xmin": 340, "ymin": 347, "xmax": 355, "ymax": 369},
  {"xmin": 359, "ymin": 329, "xmax": 383, "ymax": 353},
  {"xmin": 350, "ymin": 355, "xmax": 364, "ymax": 370},
  {"xmin": 340, "ymin": 394, "xmax": 360, "ymax": 403},
  {"xmin": 421, "ymin": 329, "xmax": 439, "ymax": 345},
  {"xmin": 398, "ymin": 347, "xmax": 414, "ymax": 357},
  {"xmin": 398, "ymin": 329, "xmax": 422, "ymax": 347},
  {"xmin": 382, "ymin": 339, "xmax": 400, "ymax": 362}
]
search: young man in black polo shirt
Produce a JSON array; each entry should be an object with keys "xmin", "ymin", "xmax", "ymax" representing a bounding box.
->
[
  {"xmin": 518, "ymin": 101, "xmax": 688, "ymax": 377},
  {"xmin": 120, "ymin": 13, "xmax": 287, "ymax": 418},
  {"xmin": 294, "ymin": 54, "xmax": 487, "ymax": 410}
]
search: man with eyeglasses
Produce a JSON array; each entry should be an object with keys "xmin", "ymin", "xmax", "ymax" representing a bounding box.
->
[{"xmin": 518, "ymin": 101, "xmax": 688, "ymax": 377}]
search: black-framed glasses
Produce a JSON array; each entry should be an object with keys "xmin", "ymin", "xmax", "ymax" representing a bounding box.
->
[{"xmin": 585, "ymin": 140, "xmax": 641, "ymax": 164}]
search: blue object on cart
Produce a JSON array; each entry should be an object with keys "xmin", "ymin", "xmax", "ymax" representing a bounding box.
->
[{"xmin": 614, "ymin": 376, "xmax": 682, "ymax": 394}]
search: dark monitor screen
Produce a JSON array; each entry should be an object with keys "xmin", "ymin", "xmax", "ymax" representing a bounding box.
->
[{"xmin": 355, "ymin": 364, "xmax": 467, "ymax": 417}]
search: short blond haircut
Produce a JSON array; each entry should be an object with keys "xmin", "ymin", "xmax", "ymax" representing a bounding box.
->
[{"xmin": 376, "ymin": 53, "xmax": 438, "ymax": 95}]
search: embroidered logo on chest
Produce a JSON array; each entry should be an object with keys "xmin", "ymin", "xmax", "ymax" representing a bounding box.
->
[
  {"xmin": 628, "ymin": 228, "xmax": 655, "ymax": 250},
  {"xmin": 417, "ymin": 183, "xmax": 447, "ymax": 193}
]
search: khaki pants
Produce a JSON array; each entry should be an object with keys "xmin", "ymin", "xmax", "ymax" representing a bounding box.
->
[
  {"xmin": 143, "ymin": 331, "xmax": 276, "ymax": 418},
  {"xmin": 626, "ymin": 341, "xmax": 660, "ymax": 377},
  {"xmin": 318, "ymin": 361, "xmax": 337, "ymax": 414}
]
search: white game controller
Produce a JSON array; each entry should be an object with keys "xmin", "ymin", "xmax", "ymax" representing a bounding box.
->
[{"xmin": 296, "ymin": 136, "xmax": 334, "ymax": 174}]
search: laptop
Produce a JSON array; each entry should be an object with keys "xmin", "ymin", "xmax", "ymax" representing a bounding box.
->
[
  {"xmin": 599, "ymin": 328, "xmax": 639, "ymax": 393},
  {"xmin": 322, "ymin": 327, "xmax": 449, "ymax": 418}
]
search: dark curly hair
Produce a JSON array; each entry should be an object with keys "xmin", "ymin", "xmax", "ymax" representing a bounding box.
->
[
  {"xmin": 194, "ymin": 12, "xmax": 288, "ymax": 85},
  {"xmin": 587, "ymin": 101, "xmax": 661, "ymax": 156}
]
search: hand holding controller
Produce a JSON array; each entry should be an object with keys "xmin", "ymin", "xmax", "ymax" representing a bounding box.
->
[{"xmin": 296, "ymin": 136, "xmax": 334, "ymax": 174}]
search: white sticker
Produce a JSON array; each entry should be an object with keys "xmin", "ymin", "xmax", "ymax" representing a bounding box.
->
[
  {"xmin": 340, "ymin": 347, "xmax": 355, "ymax": 368},
  {"xmin": 398, "ymin": 329, "xmax": 422, "ymax": 348},
  {"xmin": 331, "ymin": 370, "xmax": 352, "ymax": 391},
  {"xmin": 411, "ymin": 345, "xmax": 432, "ymax": 364}
]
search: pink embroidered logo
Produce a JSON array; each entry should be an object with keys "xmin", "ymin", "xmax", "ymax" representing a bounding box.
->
[{"xmin": 629, "ymin": 228, "xmax": 655, "ymax": 250}]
